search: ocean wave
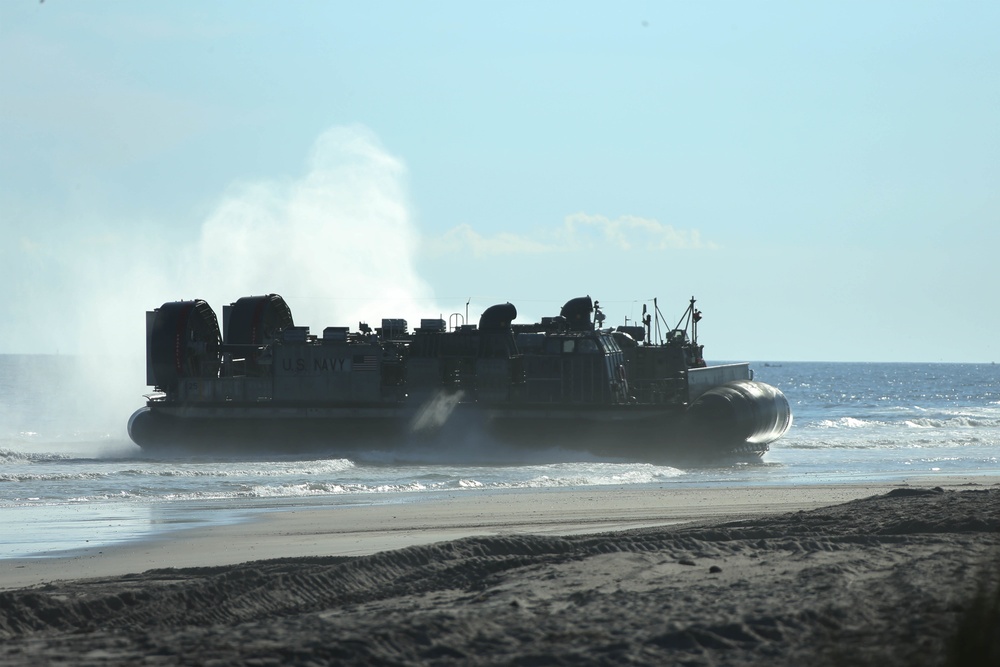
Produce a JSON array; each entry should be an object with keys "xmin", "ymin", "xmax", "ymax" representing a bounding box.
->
[
  {"xmin": 149, "ymin": 463, "xmax": 689, "ymax": 502},
  {"xmin": 0, "ymin": 448, "xmax": 74, "ymax": 464},
  {"xmin": 778, "ymin": 433, "xmax": 999, "ymax": 452},
  {"xmin": 517, "ymin": 462, "xmax": 684, "ymax": 486},
  {"xmin": 804, "ymin": 413, "xmax": 1000, "ymax": 431},
  {"xmin": 778, "ymin": 440, "xmax": 893, "ymax": 451},
  {"xmin": 238, "ymin": 480, "xmax": 441, "ymax": 498},
  {"xmin": 904, "ymin": 416, "xmax": 1000, "ymax": 429},
  {"xmin": 812, "ymin": 417, "xmax": 881, "ymax": 429},
  {"xmin": 0, "ymin": 457, "xmax": 356, "ymax": 480},
  {"xmin": 0, "ymin": 471, "xmax": 110, "ymax": 483},
  {"xmin": 140, "ymin": 459, "xmax": 357, "ymax": 479},
  {"xmin": 1, "ymin": 454, "xmax": 688, "ymax": 508}
]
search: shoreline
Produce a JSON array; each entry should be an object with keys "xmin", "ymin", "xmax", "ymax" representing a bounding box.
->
[
  {"xmin": 2, "ymin": 478, "xmax": 998, "ymax": 666},
  {"xmin": 3, "ymin": 474, "xmax": 994, "ymax": 591}
]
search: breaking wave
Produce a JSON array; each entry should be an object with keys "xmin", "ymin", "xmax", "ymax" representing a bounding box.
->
[{"xmin": 806, "ymin": 413, "xmax": 1000, "ymax": 431}]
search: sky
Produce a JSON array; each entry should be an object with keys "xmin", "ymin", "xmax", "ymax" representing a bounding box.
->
[{"xmin": 1, "ymin": 1, "xmax": 998, "ymax": 364}]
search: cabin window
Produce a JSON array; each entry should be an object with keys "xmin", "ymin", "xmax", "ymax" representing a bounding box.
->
[
  {"xmin": 515, "ymin": 333, "xmax": 545, "ymax": 353},
  {"xmin": 562, "ymin": 340, "xmax": 575, "ymax": 354},
  {"xmin": 577, "ymin": 339, "xmax": 598, "ymax": 354}
]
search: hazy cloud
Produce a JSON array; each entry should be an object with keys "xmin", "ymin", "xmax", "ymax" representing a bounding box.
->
[
  {"xmin": 424, "ymin": 213, "xmax": 715, "ymax": 257},
  {"xmin": 558, "ymin": 213, "xmax": 716, "ymax": 251},
  {"xmin": 427, "ymin": 224, "xmax": 552, "ymax": 257}
]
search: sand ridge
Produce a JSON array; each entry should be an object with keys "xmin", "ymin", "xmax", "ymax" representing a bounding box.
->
[{"xmin": 1, "ymin": 485, "xmax": 998, "ymax": 666}]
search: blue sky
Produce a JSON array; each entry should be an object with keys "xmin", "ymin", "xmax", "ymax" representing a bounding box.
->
[{"xmin": 2, "ymin": 1, "xmax": 997, "ymax": 362}]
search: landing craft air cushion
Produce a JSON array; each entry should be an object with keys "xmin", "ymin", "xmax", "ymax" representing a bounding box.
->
[{"xmin": 127, "ymin": 294, "xmax": 792, "ymax": 461}]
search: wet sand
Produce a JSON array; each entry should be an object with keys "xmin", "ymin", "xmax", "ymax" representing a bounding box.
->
[{"xmin": 2, "ymin": 477, "xmax": 998, "ymax": 665}]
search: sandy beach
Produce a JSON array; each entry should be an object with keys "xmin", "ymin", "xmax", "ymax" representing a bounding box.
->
[{"xmin": 2, "ymin": 476, "xmax": 998, "ymax": 665}]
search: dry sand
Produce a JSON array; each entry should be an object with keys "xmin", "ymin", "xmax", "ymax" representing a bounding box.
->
[{"xmin": 1, "ymin": 477, "xmax": 998, "ymax": 666}]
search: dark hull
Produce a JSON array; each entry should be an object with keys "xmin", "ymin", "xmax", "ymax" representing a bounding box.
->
[{"xmin": 129, "ymin": 388, "xmax": 785, "ymax": 463}]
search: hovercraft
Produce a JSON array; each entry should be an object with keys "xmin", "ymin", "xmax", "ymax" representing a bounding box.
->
[{"xmin": 128, "ymin": 294, "xmax": 791, "ymax": 462}]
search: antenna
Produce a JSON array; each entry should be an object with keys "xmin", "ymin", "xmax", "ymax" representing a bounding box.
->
[{"xmin": 642, "ymin": 303, "xmax": 651, "ymax": 345}]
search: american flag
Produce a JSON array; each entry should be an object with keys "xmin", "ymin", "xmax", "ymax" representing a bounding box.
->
[{"xmin": 353, "ymin": 354, "xmax": 378, "ymax": 372}]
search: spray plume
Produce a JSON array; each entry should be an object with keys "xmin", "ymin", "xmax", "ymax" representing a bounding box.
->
[{"xmin": 63, "ymin": 125, "xmax": 437, "ymax": 447}]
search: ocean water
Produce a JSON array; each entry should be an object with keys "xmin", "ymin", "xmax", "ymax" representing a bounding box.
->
[{"xmin": 1, "ymin": 356, "xmax": 998, "ymax": 558}]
